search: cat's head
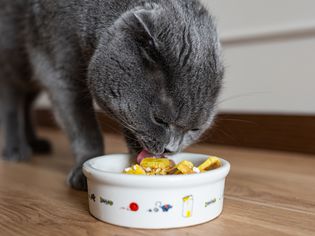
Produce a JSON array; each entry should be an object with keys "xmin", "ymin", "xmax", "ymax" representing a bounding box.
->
[{"xmin": 89, "ymin": 1, "xmax": 224, "ymax": 156}]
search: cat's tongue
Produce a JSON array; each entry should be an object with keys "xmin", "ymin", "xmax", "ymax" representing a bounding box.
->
[{"xmin": 136, "ymin": 150, "xmax": 154, "ymax": 164}]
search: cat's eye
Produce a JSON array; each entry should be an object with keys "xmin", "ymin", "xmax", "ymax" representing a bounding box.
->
[
  {"xmin": 153, "ymin": 116, "xmax": 169, "ymax": 127},
  {"xmin": 190, "ymin": 128, "xmax": 200, "ymax": 132}
]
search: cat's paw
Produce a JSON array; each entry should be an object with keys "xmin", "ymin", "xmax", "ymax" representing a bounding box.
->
[
  {"xmin": 67, "ymin": 165, "xmax": 87, "ymax": 191},
  {"xmin": 29, "ymin": 138, "xmax": 52, "ymax": 154},
  {"xmin": 2, "ymin": 144, "xmax": 32, "ymax": 161}
]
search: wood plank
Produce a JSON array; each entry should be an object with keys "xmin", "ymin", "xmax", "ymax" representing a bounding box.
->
[
  {"xmin": 206, "ymin": 113, "xmax": 315, "ymax": 155},
  {"xmin": 0, "ymin": 129, "xmax": 314, "ymax": 236}
]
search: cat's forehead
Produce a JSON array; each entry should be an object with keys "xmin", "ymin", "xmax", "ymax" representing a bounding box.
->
[{"xmin": 156, "ymin": 9, "xmax": 222, "ymax": 78}]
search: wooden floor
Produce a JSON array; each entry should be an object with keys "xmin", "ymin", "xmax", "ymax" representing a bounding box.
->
[{"xmin": 0, "ymin": 129, "xmax": 314, "ymax": 236}]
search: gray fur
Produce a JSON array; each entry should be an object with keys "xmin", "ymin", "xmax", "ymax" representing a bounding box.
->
[{"xmin": 0, "ymin": 0, "xmax": 224, "ymax": 190}]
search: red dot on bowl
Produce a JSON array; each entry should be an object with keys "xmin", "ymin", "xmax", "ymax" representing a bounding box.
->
[{"xmin": 129, "ymin": 202, "xmax": 139, "ymax": 211}]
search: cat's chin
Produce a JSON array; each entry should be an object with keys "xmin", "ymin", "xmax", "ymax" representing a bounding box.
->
[{"xmin": 136, "ymin": 149, "xmax": 163, "ymax": 163}]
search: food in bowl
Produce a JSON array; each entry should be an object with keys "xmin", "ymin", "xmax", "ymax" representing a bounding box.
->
[
  {"xmin": 83, "ymin": 153, "xmax": 230, "ymax": 229},
  {"xmin": 123, "ymin": 156, "xmax": 221, "ymax": 175}
]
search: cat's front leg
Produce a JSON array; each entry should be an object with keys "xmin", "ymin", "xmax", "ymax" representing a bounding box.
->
[
  {"xmin": 29, "ymin": 46, "xmax": 104, "ymax": 190},
  {"xmin": 48, "ymin": 84, "xmax": 104, "ymax": 191}
]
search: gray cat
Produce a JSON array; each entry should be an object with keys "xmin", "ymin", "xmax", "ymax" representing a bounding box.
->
[{"xmin": 0, "ymin": 0, "xmax": 224, "ymax": 190}]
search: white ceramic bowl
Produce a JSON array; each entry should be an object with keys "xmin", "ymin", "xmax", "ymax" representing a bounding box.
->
[{"xmin": 83, "ymin": 153, "xmax": 230, "ymax": 229}]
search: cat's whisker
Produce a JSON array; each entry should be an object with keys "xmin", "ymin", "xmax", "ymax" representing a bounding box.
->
[
  {"xmin": 114, "ymin": 118, "xmax": 137, "ymax": 133},
  {"xmin": 97, "ymin": 110, "xmax": 140, "ymax": 141},
  {"xmin": 216, "ymin": 118, "xmax": 258, "ymax": 125},
  {"xmin": 216, "ymin": 91, "xmax": 270, "ymax": 106},
  {"xmin": 195, "ymin": 119, "xmax": 237, "ymax": 144},
  {"xmin": 97, "ymin": 117, "xmax": 140, "ymax": 143}
]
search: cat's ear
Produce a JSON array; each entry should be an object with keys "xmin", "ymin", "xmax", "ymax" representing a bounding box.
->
[
  {"xmin": 132, "ymin": 10, "xmax": 155, "ymax": 41},
  {"xmin": 131, "ymin": 4, "xmax": 161, "ymax": 42},
  {"xmin": 130, "ymin": 8, "xmax": 161, "ymax": 64}
]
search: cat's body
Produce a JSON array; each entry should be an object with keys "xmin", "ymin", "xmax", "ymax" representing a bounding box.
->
[{"xmin": 0, "ymin": 0, "xmax": 224, "ymax": 190}]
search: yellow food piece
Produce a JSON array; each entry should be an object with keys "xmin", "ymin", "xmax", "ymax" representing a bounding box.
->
[
  {"xmin": 175, "ymin": 160, "xmax": 194, "ymax": 174},
  {"xmin": 178, "ymin": 160, "xmax": 194, "ymax": 168},
  {"xmin": 123, "ymin": 164, "xmax": 146, "ymax": 175},
  {"xmin": 140, "ymin": 158, "xmax": 172, "ymax": 169},
  {"xmin": 122, "ymin": 157, "xmax": 221, "ymax": 175},
  {"xmin": 198, "ymin": 156, "xmax": 221, "ymax": 171}
]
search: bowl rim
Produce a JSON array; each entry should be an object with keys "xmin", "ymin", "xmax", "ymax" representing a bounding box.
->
[{"xmin": 83, "ymin": 153, "xmax": 230, "ymax": 188}]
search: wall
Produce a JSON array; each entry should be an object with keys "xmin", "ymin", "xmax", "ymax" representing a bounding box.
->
[{"xmin": 200, "ymin": 0, "xmax": 315, "ymax": 114}]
